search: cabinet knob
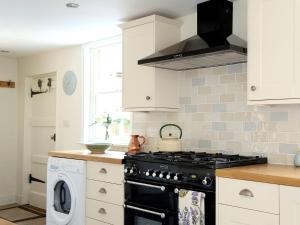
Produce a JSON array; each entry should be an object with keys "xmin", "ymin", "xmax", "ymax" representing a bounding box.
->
[
  {"xmin": 146, "ymin": 96, "xmax": 151, "ymax": 101},
  {"xmin": 250, "ymin": 85, "xmax": 257, "ymax": 91}
]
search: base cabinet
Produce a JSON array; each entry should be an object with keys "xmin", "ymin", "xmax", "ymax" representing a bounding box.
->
[
  {"xmin": 86, "ymin": 161, "xmax": 124, "ymax": 225},
  {"xmin": 219, "ymin": 204, "xmax": 279, "ymax": 225},
  {"xmin": 280, "ymin": 186, "xmax": 300, "ymax": 225}
]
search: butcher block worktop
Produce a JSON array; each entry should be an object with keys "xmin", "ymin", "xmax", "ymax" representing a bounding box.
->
[
  {"xmin": 48, "ymin": 150, "xmax": 125, "ymax": 164},
  {"xmin": 216, "ymin": 164, "xmax": 300, "ymax": 187}
]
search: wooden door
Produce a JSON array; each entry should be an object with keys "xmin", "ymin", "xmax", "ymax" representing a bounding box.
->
[
  {"xmin": 29, "ymin": 74, "xmax": 56, "ymax": 209},
  {"xmin": 248, "ymin": 0, "xmax": 295, "ymax": 101},
  {"xmin": 218, "ymin": 205, "xmax": 279, "ymax": 225},
  {"xmin": 122, "ymin": 22, "xmax": 156, "ymax": 110},
  {"xmin": 280, "ymin": 185, "xmax": 300, "ymax": 225}
]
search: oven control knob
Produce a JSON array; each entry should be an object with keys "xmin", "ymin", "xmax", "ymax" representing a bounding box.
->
[
  {"xmin": 159, "ymin": 172, "xmax": 166, "ymax": 179},
  {"xmin": 202, "ymin": 177, "xmax": 212, "ymax": 186},
  {"xmin": 130, "ymin": 167, "xmax": 137, "ymax": 175},
  {"xmin": 152, "ymin": 171, "xmax": 160, "ymax": 177},
  {"xmin": 174, "ymin": 173, "xmax": 182, "ymax": 181},
  {"xmin": 124, "ymin": 168, "xmax": 129, "ymax": 173},
  {"xmin": 145, "ymin": 170, "xmax": 153, "ymax": 177},
  {"xmin": 166, "ymin": 173, "xmax": 174, "ymax": 180}
]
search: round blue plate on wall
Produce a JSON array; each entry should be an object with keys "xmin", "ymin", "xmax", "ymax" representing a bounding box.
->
[{"xmin": 63, "ymin": 71, "xmax": 77, "ymax": 96}]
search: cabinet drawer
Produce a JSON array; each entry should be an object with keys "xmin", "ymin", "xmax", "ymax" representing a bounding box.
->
[
  {"xmin": 86, "ymin": 217, "xmax": 111, "ymax": 225},
  {"xmin": 86, "ymin": 199, "xmax": 124, "ymax": 225},
  {"xmin": 219, "ymin": 204, "xmax": 279, "ymax": 225},
  {"xmin": 218, "ymin": 177, "xmax": 279, "ymax": 214},
  {"xmin": 87, "ymin": 161, "xmax": 124, "ymax": 184},
  {"xmin": 87, "ymin": 179, "xmax": 124, "ymax": 205}
]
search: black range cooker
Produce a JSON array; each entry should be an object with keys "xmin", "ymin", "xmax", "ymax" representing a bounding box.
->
[{"xmin": 124, "ymin": 151, "xmax": 267, "ymax": 225}]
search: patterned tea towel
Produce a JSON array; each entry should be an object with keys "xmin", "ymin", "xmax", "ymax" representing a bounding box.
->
[{"xmin": 178, "ymin": 189, "xmax": 205, "ymax": 225}]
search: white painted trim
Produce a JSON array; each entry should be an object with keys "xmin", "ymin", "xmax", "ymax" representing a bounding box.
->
[
  {"xmin": 119, "ymin": 15, "xmax": 182, "ymax": 30},
  {"xmin": 0, "ymin": 194, "xmax": 17, "ymax": 206}
]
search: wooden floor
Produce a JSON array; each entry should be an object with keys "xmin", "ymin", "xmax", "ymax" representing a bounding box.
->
[{"xmin": 0, "ymin": 218, "xmax": 15, "ymax": 225}]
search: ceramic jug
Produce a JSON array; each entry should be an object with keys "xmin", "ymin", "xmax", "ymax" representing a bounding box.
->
[{"xmin": 128, "ymin": 135, "xmax": 145, "ymax": 154}]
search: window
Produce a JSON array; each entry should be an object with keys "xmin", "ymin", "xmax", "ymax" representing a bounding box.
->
[{"xmin": 84, "ymin": 36, "xmax": 131, "ymax": 145}]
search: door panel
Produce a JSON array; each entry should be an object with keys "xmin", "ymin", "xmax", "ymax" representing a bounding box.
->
[
  {"xmin": 122, "ymin": 23, "xmax": 155, "ymax": 109},
  {"xmin": 248, "ymin": 0, "xmax": 295, "ymax": 101},
  {"xmin": 280, "ymin": 185, "xmax": 300, "ymax": 225},
  {"xmin": 29, "ymin": 74, "xmax": 56, "ymax": 209},
  {"xmin": 219, "ymin": 205, "xmax": 279, "ymax": 225}
]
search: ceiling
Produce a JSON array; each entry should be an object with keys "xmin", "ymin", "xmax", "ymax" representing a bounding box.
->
[{"xmin": 0, "ymin": 0, "xmax": 205, "ymax": 58}]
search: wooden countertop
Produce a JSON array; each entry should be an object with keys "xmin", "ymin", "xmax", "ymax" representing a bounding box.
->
[
  {"xmin": 48, "ymin": 150, "xmax": 125, "ymax": 164},
  {"xmin": 216, "ymin": 164, "xmax": 300, "ymax": 187}
]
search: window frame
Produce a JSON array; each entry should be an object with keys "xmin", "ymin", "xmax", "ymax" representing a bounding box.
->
[{"xmin": 83, "ymin": 35, "xmax": 132, "ymax": 145}]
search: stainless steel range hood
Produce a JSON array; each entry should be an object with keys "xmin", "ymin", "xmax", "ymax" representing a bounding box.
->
[{"xmin": 138, "ymin": 0, "xmax": 247, "ymax": 71}]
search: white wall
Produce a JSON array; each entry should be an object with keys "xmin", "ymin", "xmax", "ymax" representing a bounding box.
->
[
  {"xmin": 0, "ymin": 56, "xmax": 18, "ymax": 205},
  {"xmin": 17, "ymin": 46, "xmax": 83, "ymax": 203}
]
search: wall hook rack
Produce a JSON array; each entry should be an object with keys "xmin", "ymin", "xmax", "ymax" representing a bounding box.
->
[
  {"xmin": 0, "ymin": 80, "xmax": 15, "ymax": 88},
  {"xmin": 31, "ymin": 88, "xmax": 48, "ymax": 98}
]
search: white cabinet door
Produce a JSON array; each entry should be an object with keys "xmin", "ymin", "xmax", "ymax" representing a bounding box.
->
[
  {"xmin": 280, "ymin": 185, "xmax": 300, "ymax": 225},
  {"xmin": 219, "ymin": 205, "xmax": 279, "ymax": 225},
  {"xmin": 122, "ymin": 23, "xmax": 156, "ymax": 110},
  {"xmin": 248, "ymin": 0, "xmax": 296, "ymax": 102}
]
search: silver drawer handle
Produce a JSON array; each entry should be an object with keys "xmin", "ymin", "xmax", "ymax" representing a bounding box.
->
[
  {"xmin": 99, "ymin": 168, "xmax": 107, "ymax": 174},
  {"xmin": 98, "ymin": 208, "xmax": 106, "ymax": 214},
  {"xmin": 239, "ymin": 189, "xmax": 254, "ymax": 198},
  {"xmin": 124, "ymin": 204, "xmax": 165, "ymax": 219},
  {"xmin": 99, "ymin": 188, "xmax": 107, "ymax": 194},
  {"xmin": 124, "ymin": 180, "xmax": 165, "ymax": 191}
]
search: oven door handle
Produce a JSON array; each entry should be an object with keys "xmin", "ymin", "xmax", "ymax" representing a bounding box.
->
[
  {"xmin": 124, "ymin": 180, "xmax": 166, "ymax": 191},
  {"xmin": 124, "ymin": 204, "xmax": 166, "ymax": 219}
]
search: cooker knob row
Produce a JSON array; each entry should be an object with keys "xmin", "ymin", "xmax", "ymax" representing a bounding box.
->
[{"xmin": 124, "ymin": 167, "xmax": 138, "ymax": 175}]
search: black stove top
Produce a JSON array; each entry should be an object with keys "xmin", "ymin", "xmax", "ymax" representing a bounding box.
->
[{"xmin": 125, "ymin": 151, "xmax": 267, "ymax": 169}]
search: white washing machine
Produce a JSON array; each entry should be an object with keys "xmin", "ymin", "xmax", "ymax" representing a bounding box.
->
[{"xmin": 46, "ymin": 157, "xmax": 86, "ymax": 225}]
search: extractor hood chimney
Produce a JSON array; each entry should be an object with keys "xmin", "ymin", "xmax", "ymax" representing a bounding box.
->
[{"xmin": 138, "ymin": 0, "xmax": 247, "ymax": 71}]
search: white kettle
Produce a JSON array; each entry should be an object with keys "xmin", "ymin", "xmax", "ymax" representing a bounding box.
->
[{"xmin": 158, "ymin": 124, "xmax": 182, "ymax": 152}]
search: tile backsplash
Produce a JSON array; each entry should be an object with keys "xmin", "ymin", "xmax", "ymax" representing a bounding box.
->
[{"xmin": 132, "ymin": 63, "xmax": 300, "ymax": 165}]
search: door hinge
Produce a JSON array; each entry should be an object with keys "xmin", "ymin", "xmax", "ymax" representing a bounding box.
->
[{"xmin": 29, "ymin": 174, "xmax": 45, "ymax": 184}]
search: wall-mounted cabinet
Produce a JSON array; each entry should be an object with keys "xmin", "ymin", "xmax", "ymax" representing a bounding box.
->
[
  {"xmin": 120, "ymin": 15, "xmax": 181, "ymax": 112},
  {"xmin": 248, "ymin": 0, "xmax": 300, "ymax": 104}
]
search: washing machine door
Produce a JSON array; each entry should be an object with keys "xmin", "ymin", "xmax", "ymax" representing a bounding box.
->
[{"xmin": 49, "ymin": 173, "xmax": 76, "ymax": 225}]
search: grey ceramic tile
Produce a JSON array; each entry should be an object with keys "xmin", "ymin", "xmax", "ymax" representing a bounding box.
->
[
  {"xmin": 198, "ymin": 140, "xmax": 212, "ymax": 148},
  {"xmin": 179, "ymin": 97, "xmax": 191, "ymax": 104},
  {"xmin": 185, "ymin": 105, "xmax": 198, "ymax": 113},
  {"xmin": 212, "ymin": 104, "xmax": 227, "ymax": 112},
  {"xmin": 270, "ymin": 112, "xmax": 288, "ymax": 121},
  {"xmin": 192, "ymin": 77, "xmax": 205, "ymax": 86},
  {"xmin": 244, "ymin": 122, "xmax": 257, "ymax": 132},
  {"xmin": 212, "ymin": 122, "xmax": 226, "ymax": 131},
  {"xmin": 279, "ymin": 143, "xmax": 299, "ymax": 154}
]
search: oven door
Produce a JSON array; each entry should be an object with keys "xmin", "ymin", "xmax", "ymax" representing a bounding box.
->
[
  {"xmin": 124, "ymin": 204, "xmax": 177, "ymax": 225},
  {"xmin": 125, "ymin": 179, "xmax": 178, "ymax": 211}
]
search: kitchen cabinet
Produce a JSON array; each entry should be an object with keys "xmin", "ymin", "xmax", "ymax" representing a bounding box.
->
[
  {"xmin": 120, "ymin": 15, "xmax": 181, "ymax": 111},
  {"xmin": 86, "ymin": 161, "xmax": 124, "ymax": 225},
  {"xmin": 217, "ymin": 177, "xmax": 279, "ymax": 225},
  {"xmin": 248, "ymin": 0, "xmax": 300, "ymax": 104},
  {"xmin": 217, "ymin": 176, "xmax": 300, "ymax": 225},
  {"xmin": 280, "ymin": 185, "xmax": 300, "ymax": 225},
  {"xmin": 219, "ymin": 204, "xmax": 279, "ymax": 225}
]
